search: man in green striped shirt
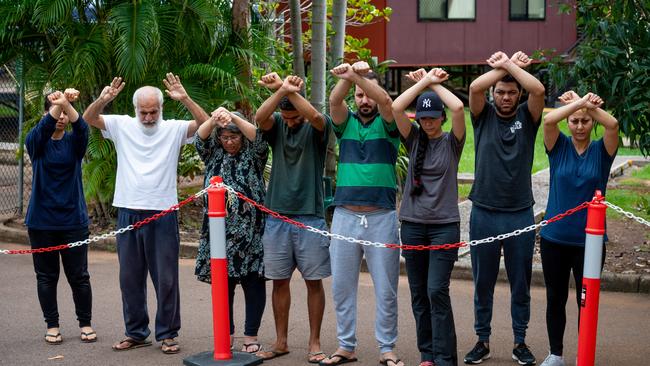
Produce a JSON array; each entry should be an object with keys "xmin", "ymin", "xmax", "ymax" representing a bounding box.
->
[{"xmin": 320, "ymin": 61, "xmax": 404, "ymax": 366}]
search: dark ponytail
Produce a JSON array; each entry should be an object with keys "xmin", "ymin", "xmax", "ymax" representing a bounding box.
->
[
  {"xmin": 410, "ymin": 126, "xmax": 429, "ymax": 196},
  {"xmin": 410, "ymin": 111, "xmax": 446, "ymax": 196}
]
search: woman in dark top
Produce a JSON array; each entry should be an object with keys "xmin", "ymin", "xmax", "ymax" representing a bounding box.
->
[
  {"xmin": 539, "ymin": 91, "xmax": 618, "ymax": 366},
  {"xmin": 25, "ymin": 90, "xmax": 94, "ymax": 344},
  {"xmin": 194, "ymin": 107, "xmax": 269, "ymax": 353},
  {"xmin": 391, "ymin": 68, "xmax": 466, "ymax": 366}
]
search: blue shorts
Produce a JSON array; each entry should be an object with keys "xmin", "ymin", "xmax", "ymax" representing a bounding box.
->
[{"xmin": 262, "ymin": 215, "xmax": 331, "ymax": 280}]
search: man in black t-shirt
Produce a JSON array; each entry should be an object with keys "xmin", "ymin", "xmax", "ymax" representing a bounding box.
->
[{"xmin": 463, "ymin": 51, "xmax": 545, "ymax": 366}]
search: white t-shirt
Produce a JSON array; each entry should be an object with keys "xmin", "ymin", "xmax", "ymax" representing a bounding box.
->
[{"xmin": 101, "ymin": 115, "xmax": 192, "ymax": 210}]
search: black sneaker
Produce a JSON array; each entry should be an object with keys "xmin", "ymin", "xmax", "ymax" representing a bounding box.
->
[
  {"xmin": 512, "ymin": 343, "xmax": 536, "ymax": 365},
  {"xmin": 464, "ymin": 341, "xmax": 490, "ymax": 364}
]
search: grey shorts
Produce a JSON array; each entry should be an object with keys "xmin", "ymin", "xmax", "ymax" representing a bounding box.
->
[{"xmin": 262, "ymin": 215, "xmax": 331, "ymax": 280}]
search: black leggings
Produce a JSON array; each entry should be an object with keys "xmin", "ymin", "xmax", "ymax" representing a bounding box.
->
[
  {"xmin": 540, "ymin": 237, "xmax": 605, "ymax": 356},
  {"xmin": 228, "ymin": 273, "xmax": 266, "ymax": 336},
  {"xmin": 28, "ymin": 228, "xmax": 92, "ymax": 329}
]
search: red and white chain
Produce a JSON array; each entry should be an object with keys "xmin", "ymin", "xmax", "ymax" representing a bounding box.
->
[{"xmin": 0, "ymin": 185, "xmax": 212, "ymax": 255}]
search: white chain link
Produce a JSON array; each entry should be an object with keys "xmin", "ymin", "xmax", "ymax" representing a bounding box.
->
[
  {"xmin": 1, "ymin": 188, "xmax": 211, "ymax": 254},
  {"xmin": 604, "ymin": 201, "xmax": 650, "ymax": 227},
  {"xmin": 5, "ymin": 185, "xmax": 647, "ymax": 255}
]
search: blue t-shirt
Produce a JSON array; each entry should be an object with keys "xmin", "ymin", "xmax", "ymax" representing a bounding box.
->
[
  {"xmin": 25, "ymin": 113, "xmax": 89, "ymax": 230},
  {"xmin": 540, "ymin": 133, "xmax": 616, "ymax": 246}
]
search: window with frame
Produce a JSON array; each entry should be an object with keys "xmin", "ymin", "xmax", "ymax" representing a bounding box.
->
[
  {"xmin": 418, "ymin": 0, "xmax": 476, "ymax": 21},
  {"xmin": 510, "ymin": 0, "xmax": 545, "ymax": 20}
]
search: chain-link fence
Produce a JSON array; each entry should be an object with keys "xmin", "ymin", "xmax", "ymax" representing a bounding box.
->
[{"xmin": 0, "ymin": 64, "xmax": 29, "ymax": 217}]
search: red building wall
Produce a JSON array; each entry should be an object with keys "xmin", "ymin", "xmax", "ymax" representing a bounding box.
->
[{"xmin": 351, "ymin": 0, "xmax": 577, "ymax": 66}]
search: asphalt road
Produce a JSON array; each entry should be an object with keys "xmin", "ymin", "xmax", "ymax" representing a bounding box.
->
[{"xmin": 1, "ymin": 243, "xmax": 648, "ymax": 366}]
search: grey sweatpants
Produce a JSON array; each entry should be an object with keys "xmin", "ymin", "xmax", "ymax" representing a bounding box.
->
[{"xmin": 329, "ymin": 207, "xmax": 400, "ymax": 353}]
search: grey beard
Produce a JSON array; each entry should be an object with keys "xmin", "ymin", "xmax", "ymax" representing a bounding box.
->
[{"xmin": 137, "ymin": 118, "xmax": 161, "ymax": 136}]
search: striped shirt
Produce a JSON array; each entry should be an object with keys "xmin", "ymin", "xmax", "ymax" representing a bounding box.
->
[{"xmin": 332, "ymin": 111, "xmax": 400, "ymax": 209}]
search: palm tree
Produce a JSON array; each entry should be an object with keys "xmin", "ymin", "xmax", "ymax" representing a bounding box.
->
[{"xmin": 0, "ymin": 0, "xmax": 278, "ymax": 220}]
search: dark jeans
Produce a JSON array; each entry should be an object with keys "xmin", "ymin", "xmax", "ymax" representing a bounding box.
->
[
  {"xmin": 228, "ymin": 273, "xmax": 266, "ymax": 336},
  {"xmin": 469, "ymin": 205, "xmax": 534, "ymax": 344},
  {"xmin": 28, "ymin": 228, "xmax": 92, "ymax": 329},
  {"xmin": 540, "ymin": 237, "xmax": 606, "ymax": 356},
  {"xmin": 401, "ymin": 221, "xmax": 459, "ymax": 366},
  {"xmin": 116, "ymin": 208, "xmax": 180, "ymax": 342}
]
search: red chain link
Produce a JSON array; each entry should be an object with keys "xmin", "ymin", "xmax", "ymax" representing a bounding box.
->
[
  {"xmin": 3, "ymin": 190, "xmax": 595, "ymax": 255},
  {"xmin": 232, "ymin": 190, "xmax": 593, "ymax": 251},
  {"xmin": 4, "ymin": 195, "xmax": 201, "ymax": 255}
]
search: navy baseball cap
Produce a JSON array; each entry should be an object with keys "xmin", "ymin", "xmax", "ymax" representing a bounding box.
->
[{"xmin": 415, "ymin": 91, "xmax": 444, "ymax": 119}]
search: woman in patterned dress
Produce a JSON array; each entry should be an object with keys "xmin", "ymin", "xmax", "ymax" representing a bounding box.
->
[{"xmin": 194, "ymin": 107, "xmax": 269, "ymax": 353}]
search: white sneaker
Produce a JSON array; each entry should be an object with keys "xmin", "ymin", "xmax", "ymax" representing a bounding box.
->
[{"xmin": 540, "ymin": 354, "xmax": 565, "ymax": 366}]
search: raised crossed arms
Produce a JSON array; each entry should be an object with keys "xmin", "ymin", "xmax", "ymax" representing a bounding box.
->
[
  {"xmin": 469, "ymin": 51, "xmax": 545, "ymax": 120},
  {"xmin": 255, "ymin": 73, "xmax": 325, "ymax": 132},
  {"xmin": 392, "ymin": 68, "xmax": 465, "ymax": 141},
  {"xmin": 328, "ymin": 61, "xmax": 393, "ymax": 125},
  {"xmin": 47, "ymin": 89, "xmax": 81, "ymax": 123},
  {"xmin": 543, "ymin": 91, "xmax": 618, "ymax": 155}
]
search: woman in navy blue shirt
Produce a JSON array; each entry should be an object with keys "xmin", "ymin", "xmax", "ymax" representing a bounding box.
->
[
  {"xmin": 25, "ymin": 90, "xmax": 94, "ymax": 344},
  {"xmin": 539, "ymin": 91, "xmax": 618, "ymax": 366}
]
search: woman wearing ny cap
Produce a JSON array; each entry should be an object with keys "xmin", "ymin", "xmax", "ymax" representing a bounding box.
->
[
  {"xmin": 538, "ymin": 91, "xmax": 618, "ymax": 366},
  {"xmin": 194, "ymin": 107, "xmax": 269, "ymax": 353},
  {"xmin": 391, "ymin": 68, "xmax": 466, "ymax": 366}
]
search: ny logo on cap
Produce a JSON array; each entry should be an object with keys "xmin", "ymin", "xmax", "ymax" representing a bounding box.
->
[{"xmin": 423, "ymin": 99, "xmax": 431, "ymax": 108}]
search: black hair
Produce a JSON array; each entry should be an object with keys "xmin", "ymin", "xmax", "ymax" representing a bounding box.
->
[
  {"xmin": 277, "ymin": 89, "xmax": 306, "ymax": 111},
  {"xmin": 410, "ymin": 110, "xmax": 447, "ymax": 196},
  {"xmin": 44, "ymin": 93, "xmax": 53, "ymax": 112},
  {"xmin": 278, "ymin": 95, "xmax": 296, "ymax": 111},
  {"xmin": 498, "ymin": 74, "xmax": 522, "ymax": 92},
  {"xmin": 363, "ymin": 71, "xmax": 379, "ymax": 82}
]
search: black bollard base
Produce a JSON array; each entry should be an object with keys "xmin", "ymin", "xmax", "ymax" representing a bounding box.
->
[{"xmin": 183, "ymin": 351, "xmax": 263, "ymax": 366}]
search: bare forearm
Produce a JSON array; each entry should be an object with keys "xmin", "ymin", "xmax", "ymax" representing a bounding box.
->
[
  {"xmin": 255, "ymin": 90, "xmax": 285, "ymax": 129},
  {"xmin": 231, "ymin": 114, "xmax": 258, "ymax": 141},
  {"xmin": 83, "ymin": 99, "xmax": 109, "ymax": 129},
  {"xmin": 286, "ymin": 93, "xmax": 325, "ymax": 131},
  {"xmin": 351, "ymin": 74, "xmax": 391, "ymax": 107},
  {"xmin": 544, "ymin": 101, "xmax": 583, "ymax": 126},
  {"xmin": 430, "ymin": 84, "xmax": 463, "ymax": 113},
  {"xmin": 469, "ymin": 69, "xmax": 508, "ymax": 95},
  {"xmin": 393, "ymin": 78, "xmax": 430, "ymax": 113},
  {"xmin": 197, "ymin": 118, "xmax": 217, "ymax": 140},
  {"xmin": 62, "ymin": 103, "xmax": 79, "ymax": 122},
  {"xmin": 502, "ymin": 62, "xmax": 544, "ymax": 96},
  {"xmin": 181, "ymin": 96, "xmax": 209, "ymax": 124},
  {"xmin": 329, "ymin": 78, "xmax": 353, "ymax": 106},
  {"xmin": 588, "ymin": 108, "xmax": 618, "ymax": 130}
]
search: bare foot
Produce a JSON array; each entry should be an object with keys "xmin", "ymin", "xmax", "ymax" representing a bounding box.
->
[
  {"xmin": 241, "ymin": 336, "xmax": 261, "ymax": 353},
  {"xmin": 45, "ymin": 327, "xmax": 62, "ymax": 344},
  {"xmin": 80, "ymin": 326, "xmax": 97, "ymax": 342},
  {"xmin": 320, "ymin": 348, "xmax": 357, "ymax": 365},
  {"xmin": 379, "ymin": 351, "xmax": 405, "ymax": 366}
]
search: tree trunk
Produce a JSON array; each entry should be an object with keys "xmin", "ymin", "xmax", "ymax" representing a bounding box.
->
[
  {"xmin": 289, "ymin": 0, "xmax": 306, "ymax": 80},
  {"xmin": 310, "ymin": 0, "xmax": 326, "ymax": 112},
  {"xmin": 232, "ymin": 0, "xmax": 253, "ymax": 118},
  {"xmin": 325, "ymin": 0, "xmax": 348, "ymax": 180},
  {"xmin": 330, "ymin": 0, "xmax": 347, "ymax": 64}
]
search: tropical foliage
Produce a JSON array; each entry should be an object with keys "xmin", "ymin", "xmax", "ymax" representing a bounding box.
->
[
  {"xmin": 0, "ymin": 0, "xmax": 280, "ymax": 220},
  {"xmin": 537, "ymin": 0, "xmax": 650, "ymax": 155}
]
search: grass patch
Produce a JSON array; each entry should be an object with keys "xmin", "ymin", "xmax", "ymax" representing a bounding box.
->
[
  {"xmin": 604, "ymin": 189, "xmax": 650, "ymax": 220},
  {"xmin": 438, "ymin": 108, "xmax": 643, "ymax": 174},
  {"xmin": 458, "ymin": 183, "xmax": 472, "ymax": 201}
]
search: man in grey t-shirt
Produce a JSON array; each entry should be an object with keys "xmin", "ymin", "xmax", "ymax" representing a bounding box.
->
[{"xmin": 463, "ymin": 51, "xmax": 545, "ymax": 366}]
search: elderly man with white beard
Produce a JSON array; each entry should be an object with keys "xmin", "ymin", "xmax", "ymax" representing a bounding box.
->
[{"xmin": 83, "ymin": 73, "xmax": 209, "ymax": 355}]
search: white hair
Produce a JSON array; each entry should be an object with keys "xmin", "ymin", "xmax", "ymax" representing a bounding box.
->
[{"xmin": 132, "ymin": 86, "xmax": 164, "ymax": 111}]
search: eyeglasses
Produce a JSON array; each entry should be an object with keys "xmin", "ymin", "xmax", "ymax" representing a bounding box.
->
[{"xmin": 219, "ymin": 135, "xmax": 241, "ymax": 142}]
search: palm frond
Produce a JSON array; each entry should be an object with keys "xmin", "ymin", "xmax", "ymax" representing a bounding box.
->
[{"xmin": 109, "ymin": 0, "xmax": 158, "ymax": 84}]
